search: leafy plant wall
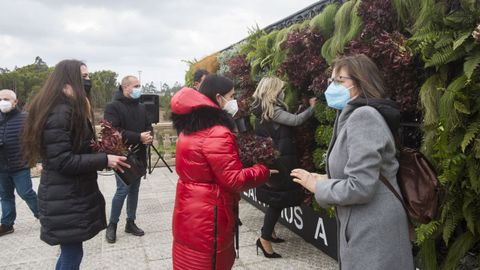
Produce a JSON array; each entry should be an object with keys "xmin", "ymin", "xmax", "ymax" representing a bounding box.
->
[{"xmin": 185, "ymin": 0, "xmax": 480, "ymax": 268}]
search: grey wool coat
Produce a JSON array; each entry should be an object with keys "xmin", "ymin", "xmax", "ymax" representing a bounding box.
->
[{"xmin": 315, "ymin": 104, "xmax": 414, "ymax": 270}]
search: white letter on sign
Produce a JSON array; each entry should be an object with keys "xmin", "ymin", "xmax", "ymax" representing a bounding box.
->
[
  {"xmin": 294, "ymin": 207, "xmax": 303, "ymax": 229},
  {"xmin": 314, "ymin": 217, "xmax": 328, "ymax": 246}
]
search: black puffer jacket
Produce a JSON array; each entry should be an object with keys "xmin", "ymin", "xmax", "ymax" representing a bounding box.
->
[
  {"xmin": 39, "ymin": 103, "xmax": 108, "ymax": 245},
  {"xmin": 0, "ymin": 107, "xmax": 29, "ymax": 172},
  {"xmin": 252, "ymin": 105, "xmax": 302, "ymax": 191},
  {"xmin": 104, "ymin": 91, "xmax": 152, "ymax": 172}
]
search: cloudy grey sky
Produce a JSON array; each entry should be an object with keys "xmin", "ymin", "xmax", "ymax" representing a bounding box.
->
[{"xmin": 0, "ymin": 0, "xmax": 317, "ymax": 86}]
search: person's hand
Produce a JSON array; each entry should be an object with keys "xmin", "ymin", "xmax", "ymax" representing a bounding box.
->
[
  {"xmin": 309, "ymin": 97, "xmax": 317, "ymax": 107},
  {"xmin": 36, "ymin": 163, "xmax": 43, "ymax": 173},
  {"xmin": 290, "ymin": 168, "xmax": 326, "ymax": 193},
  {"xmin": 269, "ymin": 169, "xmax": 279, "ymax": 176},
  {"xmin": 140, "ymin": 131, "xmax": 153, "ymax": 145},
  {"xmin": 107, "ymin": 155, "xmax": 130, "ymax": 173},
  {"xmin": 473, "ymin": 24, "xmax": 480, "ymax": 42}
]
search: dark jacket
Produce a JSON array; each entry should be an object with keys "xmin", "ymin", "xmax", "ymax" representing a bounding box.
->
[
  {"xmin": 39, "ymin": 102, "xmax": 108, "ymax": 245},
  {"xmin": 0, "ymin": 107, "xmax": 29, "ymax": 172},
  {"xmin": 252, "ymin": 105, "xmax": 313, "ymax": 191},
  {"xmin": 171, "ymin": 88, "xmax": 269, "ymax": 270},
  {"xmin": 104, "ymin": 91, "xmax": 152, "ymax": 172}
]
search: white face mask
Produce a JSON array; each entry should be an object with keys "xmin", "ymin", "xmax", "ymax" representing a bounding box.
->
[
  {"xmin": 0, "ymin": 100, "xmax": 14, "ymax": 113},
  {"xmin": 221, "ymin": 96, "xmax": 238, "ymax": 117}
]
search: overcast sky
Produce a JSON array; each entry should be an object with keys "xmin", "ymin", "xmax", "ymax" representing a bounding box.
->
[{"xmin": 0, "ymin": 0, "xmax": 317, "ymax": 86}]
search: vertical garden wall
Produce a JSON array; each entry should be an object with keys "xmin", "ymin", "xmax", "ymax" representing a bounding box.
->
[{"xmin": 185, "ymin": 0, "xmax": 480, "ymax": 269}]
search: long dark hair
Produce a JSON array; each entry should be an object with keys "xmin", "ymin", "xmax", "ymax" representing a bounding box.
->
[
  {"xmin": 22, "ymin": 59, "xmax": 92, "ymax": 166},
  {"xmin": 172, "ymin": 75, "xmax": 235, "ymax": 134},
  {"xmin": 198, "ymin": 74, "xmax": 234, "ymax": 106}
]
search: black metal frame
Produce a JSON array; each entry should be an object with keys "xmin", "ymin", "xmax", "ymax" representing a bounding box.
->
[{"xmin": 147, "ymin": 144, "xmax": 173, "ymax": 174}]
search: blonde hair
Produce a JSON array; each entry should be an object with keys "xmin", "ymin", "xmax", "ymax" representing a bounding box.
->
[{"xmin": 252, "ymin": 76, "xmax": 288, "ymax": 122}]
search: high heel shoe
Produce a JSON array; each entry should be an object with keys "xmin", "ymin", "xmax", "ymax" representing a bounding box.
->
[
  {"xmin": 262, "ymin": 234, "xmax": 286, "ymax": 243},
  {"xmin": 265, "ymin": 237, "xmax": 285, "ymax": 244},
  {"xmin": 270, "ymin": 236, "xmax": 286, "ymax": 243},
  {"xmin": 256, "ymin": 238, "xmax": 282, "ymax": 258}
]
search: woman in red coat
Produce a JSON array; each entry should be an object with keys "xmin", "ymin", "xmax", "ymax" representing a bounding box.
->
[{"xmin": 171, "ymin": 75, "xmax": 273, "ymax": 270}]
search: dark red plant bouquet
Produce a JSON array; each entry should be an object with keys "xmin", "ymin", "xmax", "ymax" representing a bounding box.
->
[
  {"xmin": 91, "ymin": 120, "xmax": 144, "ymax": 185},
  {"xmin": 236, "ymin": 132, "xmax": 279, "ymax": 167}
]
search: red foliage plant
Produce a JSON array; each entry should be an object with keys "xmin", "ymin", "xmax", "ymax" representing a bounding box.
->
[
  {"xmin": 277, "ymin": 28, "xmax": 329, "ymax": 171},
  {"xmin": 236, "ymin": 132, "xmax": 279, "ymax": 167},
  {"xmin": 91, "ymin": 120, "xmax": 128, "ymax": 155},
  {"xmin": 347, "ymin": 0, "xmax": 422, "ymax": 119},
  {"xmin": 225, "ymin": 55, "xmax": 256, "ymax": 118},
  {"xmin": 278, "ymin": 28, "xmax": 329, "ymax": 96}
]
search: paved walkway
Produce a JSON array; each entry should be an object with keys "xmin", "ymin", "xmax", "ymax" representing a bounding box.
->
[{"xmin": 0, "ymin": 167, "xmax": 338, "ymax": 269}]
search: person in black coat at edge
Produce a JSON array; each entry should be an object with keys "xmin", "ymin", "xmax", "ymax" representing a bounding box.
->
[
  {"xmin": 21, "ymin": 59, "xmax": 129, "ymax": 270},
  {"xmin": 104, "ymin": 75, "xmax": 153, "ymax": 244},
  {"xmin": 251, "ymin": 76, "xmax": 316, "ymax": 258}
]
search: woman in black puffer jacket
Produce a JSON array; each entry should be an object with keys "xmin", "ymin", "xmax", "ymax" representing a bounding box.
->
[{"xmin": 22, "ymin": 59, "xmax": 129, "ymax": 270}]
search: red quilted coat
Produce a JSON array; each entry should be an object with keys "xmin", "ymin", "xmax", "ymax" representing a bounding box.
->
[{"xmin": 171, "ymin": 88, "xmax": 269, "ymax": 270}]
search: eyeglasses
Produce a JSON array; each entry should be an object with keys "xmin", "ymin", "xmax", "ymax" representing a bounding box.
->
[{"xmin": 327, "ymin": 76, "xmax": 353, "ymax": 85}]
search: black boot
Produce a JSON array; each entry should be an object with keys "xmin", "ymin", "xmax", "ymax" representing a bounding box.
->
[
  {"xmin": 125, "ymin": 219, "xmax": 145, "ymax": 236},
  {"xmin": 0, "ymin": 224, "xmax": 14, "ymax": 237},
  {"xmin": 106, "ymin": 222, "xmax": 117, "ymax": 243}
]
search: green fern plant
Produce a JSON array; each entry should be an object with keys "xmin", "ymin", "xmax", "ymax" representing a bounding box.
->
[
  {"xmin": 309, "ymin": 3, "xmax": 339, "ymax": 38},
  {"xmin": 321, "ymin": 0, "xmax": 363, "ymax": 64},
  {"xmin": 412, "ymin": 1, "xmax": 480, "ymax": 269}
]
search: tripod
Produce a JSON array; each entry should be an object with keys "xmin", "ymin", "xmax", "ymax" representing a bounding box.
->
[{"xmin": 147, "ymin": 144, "xmax": 173, "ymax": 173}]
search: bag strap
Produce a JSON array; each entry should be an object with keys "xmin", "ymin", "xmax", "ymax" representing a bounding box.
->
[
  {"xmin": 379, "ymin": 174, "xmax": 406, "ymax": 210},
  {"xmin": 379, "ymin": 174, "xmax": 416, "ymax": 241}
]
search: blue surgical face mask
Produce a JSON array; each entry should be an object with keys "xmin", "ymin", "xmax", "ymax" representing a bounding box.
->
[
  {"xmin": 324, "ymin": 82, "xmax": 353, "ymax": 110},
  {"xmin": 130, "ymin": 87, "xmax": 142, "ymax": 99}
]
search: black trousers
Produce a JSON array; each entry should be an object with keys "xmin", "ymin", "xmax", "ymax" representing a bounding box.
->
[{"xmin": 261, "ymin": 206, "xmax": 282, "ymax": 240}]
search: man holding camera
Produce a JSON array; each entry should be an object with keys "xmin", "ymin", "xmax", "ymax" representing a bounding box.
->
[
  {"xmin": 0, "ymin": 89, "xmax": 39, "ymax": 236},
  {"xmin": 104, "ymin": 76, "xmax": 153, "ymax": 243}
]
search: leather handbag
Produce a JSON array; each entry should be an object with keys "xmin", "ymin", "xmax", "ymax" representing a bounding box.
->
[
  {"xmin": 115, "ymin": 152, "xmax": 145, "ymax": 185},
  {"xmin": 380, "ymin": 147, "xmax": 441, "ymax": 224}
]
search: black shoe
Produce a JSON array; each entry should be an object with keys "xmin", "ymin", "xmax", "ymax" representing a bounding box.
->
[
  {"xmin": 261, "ymin": 233, "xmax": 286, "ymax": 243},
  {"xmin": 125, "ymin": 219, "xmax": 145, "ymax": 236},
  {"xmin": 270, "ymin": 236, "xmax": 286, "ymax": 243},
  {"xmin": 106, "ymin": 222, "xmax": 117, "ymax": 243},
  {"xmin": 0, "ymin": 224, "xmax": 14, "ymax": 237},
  {"xmin": 256, "ymin": 238, "xmax": 281, "ymax": 258}
]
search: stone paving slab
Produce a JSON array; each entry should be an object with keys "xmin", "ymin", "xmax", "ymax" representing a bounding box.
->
[{"xmin": 0, "ymin": 167, "xmax": 338, "ymax": 270}]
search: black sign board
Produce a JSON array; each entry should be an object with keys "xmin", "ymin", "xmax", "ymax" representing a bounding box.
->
[{"xmin": 242, "ymin": 188, "xmax": 338, "ymax": 260}]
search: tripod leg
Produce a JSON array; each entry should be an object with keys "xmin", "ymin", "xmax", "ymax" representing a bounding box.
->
[
  {"xmin": 147, "ymin": 145, "xmax": 152, "ymax": 174},
  {"xmin": 149, "ymin": 144, "xmax": 173, "ymax": 173}
]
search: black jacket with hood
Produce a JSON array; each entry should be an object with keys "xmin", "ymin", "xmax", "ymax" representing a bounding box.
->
[
  {"xmin": 104, "ymin": 90, "xmax": 153, "ymax": 172},
  {"xmin": 39, "ymin": 102, "xmax": 108, "ymax": 245}
]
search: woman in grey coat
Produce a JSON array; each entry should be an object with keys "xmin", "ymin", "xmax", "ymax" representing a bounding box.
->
[{"xmin": 291, "ymin": 54, "xmax": 414, "ymax": 270}]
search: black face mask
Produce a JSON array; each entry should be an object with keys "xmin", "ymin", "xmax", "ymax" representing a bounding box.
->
[{"xmin": 83, "ymin": 79, "xmax": 92, "ymax": 95}]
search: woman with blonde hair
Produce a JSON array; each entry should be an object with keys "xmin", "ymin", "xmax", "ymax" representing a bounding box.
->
[
  {"xmin": 251, "ymin": 76, "xmax": 316, "ymax": 258},
  {"xmin": 291, "ymin": 54, "xmax": 414, "ymax": 269}
]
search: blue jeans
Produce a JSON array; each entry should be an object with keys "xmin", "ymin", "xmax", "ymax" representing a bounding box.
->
[
  {"xmin": 109, "ymin": 174, "xmax": 141, "ymax": 224},
  {"xmin": 55, "ymin": 242, "xmax": 83, "ymax": 270},
  {"xmin": 0, "ymin": 169, "xmax": 39, "ymax": 226}
]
